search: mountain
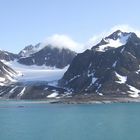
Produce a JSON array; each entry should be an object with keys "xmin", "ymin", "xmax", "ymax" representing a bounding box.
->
[
  {"xmin": 18, "ymin": 43, "xmax": 41, "ymax": 57},
  {"xmin": 93, "ymin": 30, "xmax": 132, "ymax": 52},
  {"xmin": 0, "ymin": 50, "xmax": 18, "ymax": 61},
  {"xmin": 0, "ymin": 41, "xmax": 76, "ymax": 99},
  {"xmin": 18, "ymin": 45, "xmax": 76, "ymax": 68},
  {"xmin": 1, "ymin": 29, "xmax": 140, "ymax": 101},
  {"xmin": 59, "ymin": 30, "xmax": 140, "ymax": 98}
]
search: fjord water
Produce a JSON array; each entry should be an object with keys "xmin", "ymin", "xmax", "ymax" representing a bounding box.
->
[{"xmin": 0, "ymin": 101, "xmax": 140, "ymax": 140}]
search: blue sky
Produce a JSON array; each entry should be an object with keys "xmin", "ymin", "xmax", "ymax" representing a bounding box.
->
[{"xmin": 0, "ymin": 0, "xmax": 140, "ymax": 53}]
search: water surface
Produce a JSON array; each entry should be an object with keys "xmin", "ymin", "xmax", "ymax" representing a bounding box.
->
[{"xmin": 0, "ymin": 101, "xmax": 140, "ymax": 140}]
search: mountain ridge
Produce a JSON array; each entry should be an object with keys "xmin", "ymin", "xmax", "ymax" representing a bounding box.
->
[
  {"xmin": 59, "ymin": 30, "xmax": 140, "ymax": 98},
  {"xmin": 1, "ymin": 29, "xmax": 140, "ymax": 100}
]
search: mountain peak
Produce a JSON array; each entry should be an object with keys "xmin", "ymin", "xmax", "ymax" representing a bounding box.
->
[
  {"xmin": 92, "ymin": 30, "xmax": 135, "ymax": 52},
  {"xmin": 106, "ymin": 30, "xmax": 130, "ymax": 40}
]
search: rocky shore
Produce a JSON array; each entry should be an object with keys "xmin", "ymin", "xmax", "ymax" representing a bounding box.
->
[{"xmin": 1, "ymin": 95, "xmax": 139, "ymax": 104}]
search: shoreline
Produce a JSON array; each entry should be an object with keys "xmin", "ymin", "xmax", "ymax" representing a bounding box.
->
[{"xmin": 1, "ymin": 96, "xmax": 140, "ymax": 104}]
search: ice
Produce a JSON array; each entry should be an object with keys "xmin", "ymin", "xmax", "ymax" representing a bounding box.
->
[
  {"xmin": 9, "ymin": 86, "xmax": 18, "ymax": 93},
  {"xmin": 0, "ymin": 83, "xmax": 5, "ymax": 86},
  {"xmin": 0, "ymin": 77, "xmax": 5, "ymax": 82},
  {"xmin": 98, "ymin": 93, "xmax": 103, "ymax": 96},
  {"xmin": 120, "ymin": 47, "xmax": 125, "ymax": 53},
  {"xmin": 96, "ymin": 34, "xmax": 130, "ymax": 52},
  {"xmin": 47, "ymin": 92, "xmax": 58, "ymax": 98},
  {"xmin": 92, "ymin": 77, "xmax": 97, "ymax": 84},
  {"xmin": 86, "ymin": 76, "xmax": 97, "ymax": 89},
  {"xmin": 127, "ymin": 52, "xmax": 136, "ymax": 59},
  {"xmin": 6, "ymin": 75, "xmax": 17, "ymax": 82},
  {"xmin": 127, "ymin": 85, "xmax": 140, "ymax": 98},
  {"xmin": 2, "ymin": 66, "xmax": 16, "ymax": 77},
  {"xmin": 68, "ymin": 75, "xmax": 80, "ymax": 83},
  {"xmin": 112, "ymin": 61, "xmax": 117, "ymax": 68},
  {"xmin": 2, "ymin": 60, "xmax": 68, "ymax": 82},
  {"xmin": 17, "ymin": 87, "xmax": 26, "ymax": 97},
  {"xmin": 115, "ymin": 72, "xmax": 127, "ymax": 84}
]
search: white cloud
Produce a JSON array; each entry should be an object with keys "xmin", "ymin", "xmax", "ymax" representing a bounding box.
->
[
  {"xmin": 39, "ymin": 25, "xmax": 140, "ymax": 53},
  {"xmin": 86, "ymin": 32, "xmax": 106, "ymax": 49},
  {"xmin": 41, "ymin": 34, "xmax": 84, "ymax": 53},
  {"xmin": 110, "ymin": 24, "xmax": 140, "ymax": 37}
]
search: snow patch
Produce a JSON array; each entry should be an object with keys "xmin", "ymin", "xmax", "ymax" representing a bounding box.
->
[
  {"xmin": 96, "ymin": 34, "xmax": 130, "ymax": 52},
  {"xmin": 9, "ymin": 86, "xmax": 18, "ymax": 93},
  {"xmin": 98, "ymin": 93, "xmax": 103, "ymax": 96},
  {"xmin": 127, "ymin": 85, "xmax": 140, "ymax": 98},
  {"xmin": 92, "ymin": 77, "xmax": 97, "ymax": 84},
  {"xmin": 6, "ymin": 75, "xmax": 16, "ymax": 82},
  {"xmin": 0, "ymin": 77, "xmax": 5, "ymax": 82},
  {"xmin": 0, "ymin": 83, "xmax": 5, "ymax": 86},
  {"xmin": 2, "ymin": 66, "xmax": 16, "ymax": 77},
  {"xmin": 115, "ymin": 72, "xmax": 127, "ymax": 84},
  {"xmin": 17, "ymin": 87, "xmax": 26, "ymax": 97},
  {"xmin": 96, "ymin": 84, "xmax": 102, "ymax": 92},
  {"xmin": 127, "ymin": 52, "xmax": 136, "ymax": 59},
  {"xmin": 120, "ymin": 47, "xmax": 125, "ymax": 53},
  {"xmin": 112, "ymin": 61, "xmax": 117, "ymax": 68},
  {"xmin": 68, "ymin": 75, "xmax": 80, "ymax": 83},
  {"xmin": 47, "ymin": 92, "xmax": 58, "ymax": 98}
]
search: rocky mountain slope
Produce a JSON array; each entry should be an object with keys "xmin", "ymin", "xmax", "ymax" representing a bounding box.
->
[
  {"xmin": 1, "ymin": 30, "xmax": 140, "ymax": 100},
  {"xmin": 0, "ymin": 43, "xmax": 76, "ymax": 69},
  {"xmin": 0, "ymin": 61, "xmax": 17, "ymax": 86},
  {"xmin": 0, "ymin": 50, "xmax": 18, "ymax": 61},
  {"xmin": 18, "ymin": 43, "xmax": 41, "ymax": 57},
  {"xmin": 59, "ymin": 30, "xmax": 140, "ymax": 98}
]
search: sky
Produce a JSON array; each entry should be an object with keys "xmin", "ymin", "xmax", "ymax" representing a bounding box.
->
[{"xmin": 1, "ymin": 0, "xmax": 140, "ymax": 53}]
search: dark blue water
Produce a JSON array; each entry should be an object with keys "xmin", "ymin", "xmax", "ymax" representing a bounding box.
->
[{"xmin": 0, "ymin": 101, "xmax": 140, "ymax": 140}]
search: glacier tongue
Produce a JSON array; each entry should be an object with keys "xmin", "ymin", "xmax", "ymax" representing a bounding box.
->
[{"xmin": 2, "ymin": 60, "xmax": 68, "ymax": 83}]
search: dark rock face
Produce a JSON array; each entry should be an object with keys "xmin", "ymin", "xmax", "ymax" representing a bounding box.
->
[
  {"xmin": 0, "ymin": 82, "xmax": 67, "ymax": 99},
  {"xmin": 0, "ymin": 50, "xmax": 18, "ymax": 61},
  {"xmin": 18, "ymin": 45, "xmax": 76, "ymax": 68},
  {"xmin": 18, "ymin": 43, "xmax": 41, "ymax": 57},
  {"xmin": 59, "ymin": 31, "xmax": 140, "ymax": 97}
]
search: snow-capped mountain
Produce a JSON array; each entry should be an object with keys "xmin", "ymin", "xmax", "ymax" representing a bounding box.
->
[
  {"xmin": 0, "ymin": 41, "xmax": 77, "ymax": 99},
  {"xmin": 18, "ymin": 43, "xmax": 41, "ymax": 57},
  {"xmin": 1, "ymin": 29, "xmax": 140, "ymax": 100},
  {"xmin": 59, "ymin": 30, "xmax": 140, "ymax": 98},
  {"xmin": 18, "ymin": 45, "xmax": 76, "ymax": 68},
  {"xmin": 92, "ymin": 30, "xmax": 132, "ymax": 52}
]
